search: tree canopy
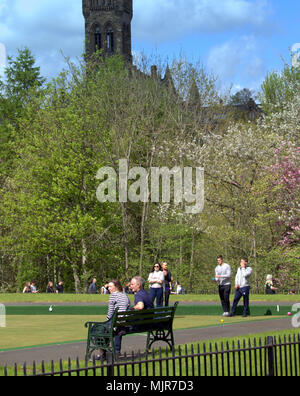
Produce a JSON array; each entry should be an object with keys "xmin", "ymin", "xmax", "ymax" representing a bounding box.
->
[{"xmin": 0, "ymin": 50, "xmax": 299, "ymax": 293}]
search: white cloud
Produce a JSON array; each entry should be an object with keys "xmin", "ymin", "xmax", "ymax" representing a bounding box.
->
[
  {"xmin": 0, "ymin": 0, "xmax": 84, "ymax": 79},
  {"xmin": 133, "ymin": 0, "xmax": 271, "ymax": 42},
  {"xmin": 207, "ymin": 35, "xmax": 265, "ymax": 90},
  {"xmin": 0, "ymin": 0, "xmax": 272, "ymax": 84}
]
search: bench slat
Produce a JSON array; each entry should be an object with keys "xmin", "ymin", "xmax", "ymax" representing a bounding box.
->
[
  {"xmin": 115, "ymin": 313, "xmax": 172, "ymax": 322},
  {"xmin": 115, "ymin": 318, "xmax": 172, "ymax": 328}
]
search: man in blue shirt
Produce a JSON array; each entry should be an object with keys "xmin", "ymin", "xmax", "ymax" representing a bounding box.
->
[{"xmin": 130, "ymin": 276, "xmax": 154, "ymax": 310}]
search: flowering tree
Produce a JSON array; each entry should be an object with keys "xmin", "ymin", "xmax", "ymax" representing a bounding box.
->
[{"xmin": 268, "ymin": 146, "xmax": 300, "ymax": 247}]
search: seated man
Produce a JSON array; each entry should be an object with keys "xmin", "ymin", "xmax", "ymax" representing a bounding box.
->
[
  {"xmin": 129, "ymin": 276, "xmax": 154, "ymax": 333},
  {"xmin": 130, "ymin": 276, "xmax": 154, "ymax": 310}
]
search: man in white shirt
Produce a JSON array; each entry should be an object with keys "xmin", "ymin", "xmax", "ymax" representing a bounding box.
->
[
  {"xmin": 230, "ymin": 258, "xmax": 252, "ymax": 317},
  {"xmin": 215, "ymin": 255, "xmax": 231, "ymax": 317}
]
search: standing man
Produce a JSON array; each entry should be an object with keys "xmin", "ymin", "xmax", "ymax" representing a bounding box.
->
[
  {"xmin": 88, "ymin": 278, "xmax": 98, "ymax": 294},
  {"xmin": 215, "ymin": 255, "xmax": 231, "ymax": 317},
  {"xmin": 130, "ymin": 276, "xmax": 154, "ymax": 310},
  {"xmin": 162, "ymin": 262, "xmax": 173, "ymax": 307},
  {"xmin": 231, "ymin": 258, "xmax": 252, "ymax": 317}
]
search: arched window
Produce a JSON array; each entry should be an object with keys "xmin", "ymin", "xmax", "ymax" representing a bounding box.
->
[
  {"xmin": 106, "ymin": 24, "xmax": 114, "ymax": 53},
  {"xmin": 94, "ymin": 25, "xmax": 102, "ymax": 51}
]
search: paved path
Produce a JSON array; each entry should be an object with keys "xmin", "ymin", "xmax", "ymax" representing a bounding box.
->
[{"xmin": 0, "ymin": 317, "xmax": 294, "ymax": 366}]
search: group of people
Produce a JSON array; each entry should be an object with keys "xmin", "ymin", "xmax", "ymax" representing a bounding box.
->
[
  {"xmin": 214, "ymin": 255, "xmax": 253, "ymax": 317},
  {"xmin": 22, "ymin": 281, "xmax": 39, "ymax": 294},
  {"xmin": 94, "ymin": 275, "xmax": 158, "ymax": 361},
  {"xmin": 23, "ymin": 281, "xmax": 64, "ymax": 294},
  {"xmin": 89, "ymin": 262, "xmax": 175, "ymax": 307},
  {"xmin": 147, "ymin": 262, "xmax": 173, "ymax": 307},
  {"xmin": 214, "ymin": 255, "xmax": 278, "ymax": 317},
  {"xmin": 91, "ymin": 262, "xmax": 187, "ymax": 360}
]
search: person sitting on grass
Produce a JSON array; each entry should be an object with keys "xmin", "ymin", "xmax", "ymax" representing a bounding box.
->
[
  {"xmin": 22, "ymin": 282, "xmax": 32, "ymax": 294},
  {"xmin": 265, "ymin": 275, "xmax": 278, "ymax": 295}
]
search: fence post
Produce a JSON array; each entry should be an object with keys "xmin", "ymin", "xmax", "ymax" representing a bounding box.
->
[
  {"xmin": 266, "ymin": 336, "xmax": 275, "ymax": 376},
  {"xmin": 106, "ymin": 352, "xmax": 114, "ymax": 377}
]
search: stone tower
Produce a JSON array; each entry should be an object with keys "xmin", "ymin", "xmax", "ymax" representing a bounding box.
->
[{"xmin": 82, "ymin": 0, "xmax": 133, "ymax": 63}]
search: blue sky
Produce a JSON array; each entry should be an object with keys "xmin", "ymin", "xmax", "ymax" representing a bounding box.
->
[{"xmin": 0, "ymin": 0, "xmax": 299, "ymax": 94}]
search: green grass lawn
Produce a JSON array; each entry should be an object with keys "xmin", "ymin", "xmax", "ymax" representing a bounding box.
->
[
  {"xmin": 0, "ymin": 293, "xmax": 298, "ymax": 304},
  {"xmin": 0, "ymin": 314, "xmax": 285, "ymax": 351},
  {"xmin": 1, "ymin": 327, "xmax": 299, "ymax": 376}
]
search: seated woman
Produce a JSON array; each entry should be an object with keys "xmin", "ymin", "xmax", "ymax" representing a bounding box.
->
[
  {"xmin": 265, "ymin": 274, "xmax": 278, "ymax": 295},
  {"xmin": 95, "ymin": 279, "xmax": 130, "ymax": 360},
  {"xmin": 23, "ymin": 282, "xmax": 32, "ymax": 294}
]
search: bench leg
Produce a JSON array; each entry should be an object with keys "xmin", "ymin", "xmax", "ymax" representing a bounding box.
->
[
  {"xmin": 147, "ymin": 330, "xmax": 174, "ymax": 351},
  {"xmin": 85, "ymin": 339, "xmax": 93, "ymax": 364}
]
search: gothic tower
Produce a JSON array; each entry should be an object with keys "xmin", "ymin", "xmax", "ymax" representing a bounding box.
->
[{"xmin": 83, "ymin": 0, "xmax": 133, "ymax": 63}]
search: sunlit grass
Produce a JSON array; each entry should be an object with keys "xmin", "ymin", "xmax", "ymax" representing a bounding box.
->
[
  {"xmin": 0, "ymin": 314, "xmax": 284, "ymax": 351},
  {"xmin": 1, "ymin": 328, "xmax": 299, "ymax": 376},
  {"xmin": 0, "ymin": 293, "xmax": 298, "ymax": 304}
]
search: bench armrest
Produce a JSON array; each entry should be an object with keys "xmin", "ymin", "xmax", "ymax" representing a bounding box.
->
[{"xmin": 84, "ymin": 320, "xmax": 107, "ymax": 328}]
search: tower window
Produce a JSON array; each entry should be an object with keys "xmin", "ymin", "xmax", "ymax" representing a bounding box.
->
[
  {"xmin": 94, "ymin": 25, "xmax": 102, "ymax": 51},
  {"xmin": 106, "ymin": 25, "xmax": 114, "ymax": 53}
]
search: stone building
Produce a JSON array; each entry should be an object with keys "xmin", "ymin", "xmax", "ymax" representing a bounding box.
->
[
  {"xmin": 82, "ymin": 0, "xmax": 133, "ymax": 63},
  {"xmin": 82, "ymin": 1, "xmax": 262, "ymax": 122}
]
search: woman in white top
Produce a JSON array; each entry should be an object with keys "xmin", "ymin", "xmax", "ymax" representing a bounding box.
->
[{"xmin": 148, "ymin": 263, "xmax": 164, "ymax": 307}]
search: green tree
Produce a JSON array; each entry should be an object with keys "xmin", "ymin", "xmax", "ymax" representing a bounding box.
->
[
  {"xmin": 0, "ymin": 47, "xmax": 45, "ymax": 182},
  {"xmin": 259, "ymin": 61, "xmax": 300, "ymax": 114},
  {"xmin": 230, "ymin": 88, "xmax": 256, "ymax": 106}
]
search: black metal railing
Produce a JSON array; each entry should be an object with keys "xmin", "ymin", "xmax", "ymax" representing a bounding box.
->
[{"xmin": 2, "ymin": 334, "xmax": 299, "ymax": 376}]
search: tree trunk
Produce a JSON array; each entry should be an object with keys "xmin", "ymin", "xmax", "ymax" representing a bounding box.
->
[
  {"xmin": 72, "ymin": 264, "xmax": 81, "ymax": 294},
  {"xmin": 252, "ymin": 225, "xmax": 258, "ymax": 291},
  {"xmin": 189, "ymin": 229, "xmax": 195, "ymax": 291},
  {"xmin": 46, "ymin": 255, "xmax": 50, "ymax": 283},
  {"xmin": 82, "ymin": 238, "xmax": 88, "ymax": 293},
  {"xmin": 139, "ymin": 201, "xmax": 148, "ymax": 276},
  {"xmin": 139, "ymin": 150, "xmax": 154, "ymax": 276},
  {"xmin": 121, "ymin": 202, "xmax": 129, "ymax": 273}
]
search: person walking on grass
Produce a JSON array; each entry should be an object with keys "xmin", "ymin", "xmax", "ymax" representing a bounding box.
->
[
  {"xmin": 215, "ymin": 255, "xmax": 231, "ymax": 317},
  {"xmin": 230, "ymin": 258, "xmax": 252, "ymax": 318}
]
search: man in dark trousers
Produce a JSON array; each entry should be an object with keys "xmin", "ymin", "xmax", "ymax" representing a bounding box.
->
[
  {"xmin": 162, "ymin": 262, "xmax": 173, "ymax": 307},
  {"xmin": 215, "ymin": 255, "xmax": 231, "ymax": 317}
]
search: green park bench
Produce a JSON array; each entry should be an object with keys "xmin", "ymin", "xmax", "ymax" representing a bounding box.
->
[{"xmin": 85, "ymin": 302, "xmax": 179, "ymax": 363}]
